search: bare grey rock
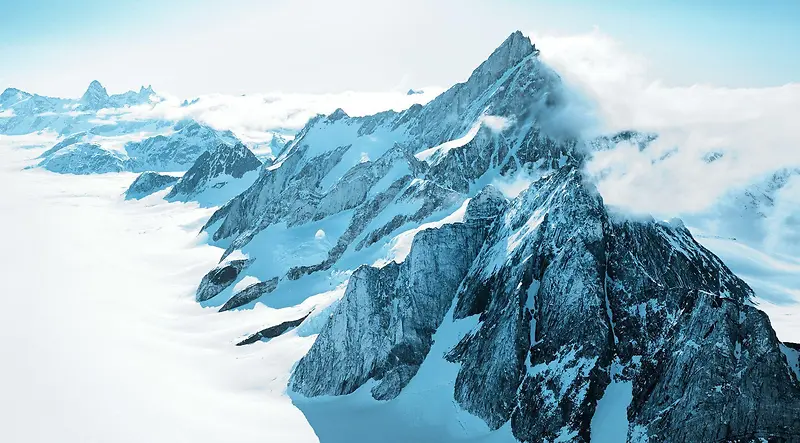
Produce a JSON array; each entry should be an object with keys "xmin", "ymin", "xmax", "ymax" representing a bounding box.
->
[
  {"xmin": 219, "ymin": 277, "xmax": 279, "ymax": 312},
  {"xmin": 236, "ymin": 312, "xmax": 312, "ymax": 346},
  {"xmin": 124, "ymin": 171, "xmax": 179, "ymax": 200},
  {"xmin": 195, "ymin": 259, "xmax": 252, "ymax": 303},
  {"xmin": 289, "ymin": 165, "xmax": 800, "ymax": 443}
]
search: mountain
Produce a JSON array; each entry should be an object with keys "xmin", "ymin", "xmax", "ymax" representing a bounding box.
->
[
  {"xmin": 125, "ymin": 120, "xmax": 240, "ymax": 172},
  {"xmin": 35, "ymin": 120, "xmax": 242, "ymax": 175},
  {"xmin": 79, "ymin": 80, "xmax": 110, "ymax": 111},
  {"xmin": 268, "ymin": 133, "xmax": 290, "ymax": 156},
  {"xmin": 39, "ymin": 131, "xmax": 89, "ymax": 158},
  {"xmin": 201, "ymin": 31, "xmax": 574, "ymax": 262},
  {"xmin": 79, "ymin": 80, "xmax": 156, "ymax": 111},
  {"xmin": 291, "ymin": 167, "xmax": 800, "ymax": 442},
  {"xmin": 0, "ymin": 81, "xmax": 160, "ymax": 135},
  {"xmin": 124, "ymin": 171, "xmax": 180, "ymax": 200},
  {"xmin": 165, "ymin": 142, "xmax": 261, "ymax": 206},
  {"xmin": 183, "ymin": 31, "xmax": 800, "ymax": 442},
  {"xmin": 37, "ymin": 143, "xmax": 132, "ymax": 175}
]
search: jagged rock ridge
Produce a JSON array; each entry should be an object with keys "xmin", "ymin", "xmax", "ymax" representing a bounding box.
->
[
  {"xmin": 198, "ymin": 30, "xmax": 586, "ymax": 311},
  {"xmin": 124, "ymin": 172, "xmax": 179, "ymax": 200},
  {"xmin": 290, "ymin": 166, "xmax": 800, "ymax": 442}
]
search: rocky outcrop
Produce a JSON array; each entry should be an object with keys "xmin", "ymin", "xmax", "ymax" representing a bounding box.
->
[
  {"xmin": 124, "ymin": 171, "xmax": 179, "ymax": 200},
  {"xmin": 289, "ymin": 166, "xmax": 800, "ymax": 442},
  {"xmin": 0, "ymin": 81, "xmax": 159, "ymax": 135},
  {"xmin": 291, "ymin": 187, "xmax": 505, "ymax": 400},
  {"xmin": 219, "ymin": 277, "xmax": 279, "ymax": 312},
  {"xmin": 236, "ymin": 312, "xmax": 312, "ymax": 346},
  {"xmin": 195, "ymin": 259, "xmax": 252, "ymax": 303}
]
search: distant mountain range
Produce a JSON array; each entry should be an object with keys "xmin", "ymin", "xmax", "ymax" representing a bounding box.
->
[{"xmin": 0, "ymin": 80, "xmax": 160, "ymax": 135}]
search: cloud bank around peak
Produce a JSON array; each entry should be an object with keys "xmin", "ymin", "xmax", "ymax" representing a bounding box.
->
[{"xmin": 534, "ymin": 30, "xmax": 800, "ymax": 217}]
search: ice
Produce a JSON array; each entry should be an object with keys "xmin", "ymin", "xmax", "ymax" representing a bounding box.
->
[{"xmin": 0, "ymin": 139, "xmax": 318, "ymax": 443}]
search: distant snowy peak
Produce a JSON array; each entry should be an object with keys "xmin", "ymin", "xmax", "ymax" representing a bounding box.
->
[
  {"xmin": 125, "ymin": 120, "xmax": 241, "ymax": 172},
  {"xmin": 124, "ymin": 171, "xmax": 179, "ymax": 200},
  {"xmin": 38, "ymin": 143, "xmax": 131, "ymax": 175},
  {"xmin": 79, "ymin": 80, "xmax": 110, "ymax": 110},
  {"xmin": 79, "ymin": 80, "xmax": 158, "ymax": 111},
  {"xmin": 39, "ymin": 131, "xmax": 89, "ymax": 158},
  {"xmin": 166, "ymin": 142, "xmax": 261, "ymax": 202},
  {"xmin": 0, "ymin": 87, "xmax": 32, "ymax": 108},
  {"xmin": 34, "ymin": 119, "xmax": 241, "ymax": 175}
]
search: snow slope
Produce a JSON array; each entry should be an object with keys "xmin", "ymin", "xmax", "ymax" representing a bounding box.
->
[{"xmin": 0, "ymin": 137, "xmax": 318, "ymax": 443}]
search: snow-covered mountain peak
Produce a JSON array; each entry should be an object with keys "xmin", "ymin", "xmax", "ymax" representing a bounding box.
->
[
  {"xmin": 467, "ymin": 30, "xmax": 537, "ymax": 84},
  {"xmin": 165, "ymin": 141, "xmax": 261, "ymax": 204},
  {"xmin": 327, "ymin": 108, "xmax": 349, "ymax": 122},
  {"xmin": 80, "ymin": 80, "xmax": 109, "ymax": 110},
  {"xmin": 0, "ymin": 87, "xmax": 32, "ymax": 108}
]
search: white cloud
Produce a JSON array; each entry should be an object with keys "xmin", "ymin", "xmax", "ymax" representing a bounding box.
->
[
  {"xmin": 0, "ymin": 109, "xmax": 15, "ymax": 118},
  {"xmin": 98, "ymin": 88, "xmax": 444, "ymax": 143},
  {"xmin": 482, "ymin": 115, "xmax": 512, "ymax": 133},
  {"xmin": 534, "ymin": 30, "xmax": 800, "ymax": 216}
]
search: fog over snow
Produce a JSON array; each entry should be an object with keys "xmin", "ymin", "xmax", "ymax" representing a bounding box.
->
[{"xmin": 0, "ymin": 134, "xmax": 319, "ymax": 443}]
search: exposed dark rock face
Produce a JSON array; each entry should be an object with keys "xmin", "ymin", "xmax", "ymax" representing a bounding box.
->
[
  {"xmin": 219, "ymin": 277, "xmax": 279, "ymax": 312},
  {"xmin": 195, "ymin": 259, "xmax": 252, "ymax": 302},
  {"xmin": 290, "ymin": 188, "xmax": 504, "ymax": 400},
  {"xmin": 289, "ymin": 166, "xmax": 800, "ymax": 442},
  {"xmin": 236, "ymin": 312, "xmax": 312, "ymax": 346},
  {"xmin": 784, "ymin": 342, "xmax": 800, "ymax": 383},
  {"xmin": 124, "ymin": 171, "xmax": 179, "ymax": 200}
]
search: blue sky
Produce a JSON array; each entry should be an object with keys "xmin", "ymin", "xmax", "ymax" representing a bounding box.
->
[{"xmin": 1, "ymin": 0, "xmax": 798, "ymax": 97}]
